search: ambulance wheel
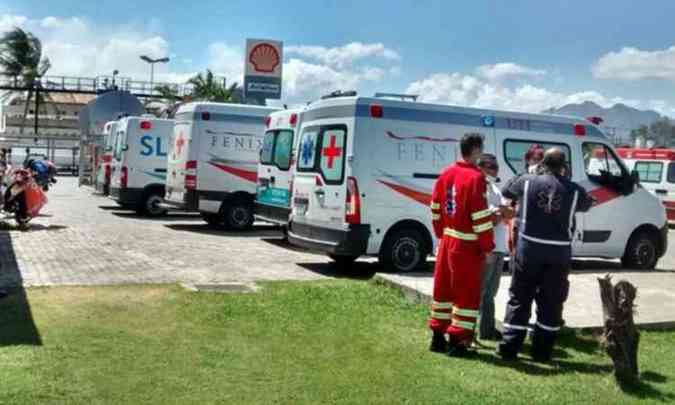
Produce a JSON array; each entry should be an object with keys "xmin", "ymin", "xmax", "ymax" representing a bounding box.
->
[
  {"xmin": 141, "ymin": 193, "xmax": 167, "ymax": 217},
  {"xmin": 224, "ymin": 201, "xmax": 254, "ymax": 231},
  {"xmin": 379, "ymin": 228, "xmax": 428, "ymax": 273},
  {"xmin": 622, "ymin": 231, "xmax": 658, "ymax": 270}
]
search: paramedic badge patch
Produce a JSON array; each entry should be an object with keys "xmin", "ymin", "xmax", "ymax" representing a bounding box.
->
[{"xmin": 537, "ymin": 190, "xmax": 562, "ymax": 214}]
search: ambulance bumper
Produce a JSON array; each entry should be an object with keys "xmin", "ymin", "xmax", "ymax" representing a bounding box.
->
[
  {"xmin": 110, "ymin": 187, "xmax": 143, "ymax": 206},
  {"xmin": 254, "ymin": 202, "xmax": 290, "ymax": 226},
  {"xmin": 288, "ymin": 221, "xmax": 371, "ymax": 256}
]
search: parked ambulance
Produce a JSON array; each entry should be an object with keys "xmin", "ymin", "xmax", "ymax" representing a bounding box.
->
[
  {"xmin": 164, "ymin": 102, "xmax": 279, "ymax": 229},
  {"xmin": 95, "ymin": 120, "xmax": 117, "ymax": 195},
  {"xmin": 110, "ymin": 116, "xmax": 174, "ymax": 216},
  {"xmin": 287, "ymin": 94, "xmax": 668, "ymax": 271},
  {"xmin": 255, "ymin": 108, "xmax": 304, "ymax": 226},
  {"xmin": 618, "ymin": 148, "xmax": 675, "ymax": 223}
]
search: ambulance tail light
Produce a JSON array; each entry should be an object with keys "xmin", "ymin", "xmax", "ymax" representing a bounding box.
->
[
  {"xmin": 201, "ymin": 111, "xmax": 211, "ymax": 121},
  {"xmin": 265, "ymin": 116, "xmax": 271, "ymax": 128},
  {"xmin": 370, "ymin": 104, "xmax": 383, "ymax": 119},
  {"xmin": 345, "ymin": 177, "xmax": 361, "ymax": 225},
  {"xmin": 315, "ymin": 176, "xmax": 324, "ymax": 187},
  {"xmin": 185, "ymin": 160, "xmax": 197, "ymax": 190},
  {"xmin": 104, "ymin": 164, "xmax": 111, "ymax": 182},
  {"xmin": 289, "ymin": 113, "xmax": 298, "ymax": 127},
  {"xmin": 140, "ymin": 120, "xmax": 152, "ymax": 130},
  {"xmin": 120, "ymin": 166, "xmax": 128, "ymax": 189},
  {"xmin": 574, "ymin": 124, "xmax": 586, "ymax": 136}
]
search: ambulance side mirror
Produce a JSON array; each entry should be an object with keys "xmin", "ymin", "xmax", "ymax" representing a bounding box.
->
[{"xmin": 630, "ymin": 169, "xmax": 640, "ymax": 184}]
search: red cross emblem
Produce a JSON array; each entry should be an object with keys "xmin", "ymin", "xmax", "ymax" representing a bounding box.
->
[
  {"xmin": 322, "ymin": 134, "xmax": 342, "ymax": 169},
  {"xmin": 175, "ymin": 133, "xmax": 186, "ymax": 156}
]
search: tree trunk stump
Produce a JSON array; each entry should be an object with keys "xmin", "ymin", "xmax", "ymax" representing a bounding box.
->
[{"xmin": 598, "ymin": 275, "xmax": 640, "ymax": 385}]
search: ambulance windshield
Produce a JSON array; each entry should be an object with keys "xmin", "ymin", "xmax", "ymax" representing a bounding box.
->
[
  {"xmin": 261, "ymin": 130, "xmax": 294, "ymax": 170},
  {"xmin": 634, "ymin": 161, "xmax": 663, "ymax": 183},
  {"xmin": 297, "ymin": 125, "xmax": 347, "ymax": 184}
]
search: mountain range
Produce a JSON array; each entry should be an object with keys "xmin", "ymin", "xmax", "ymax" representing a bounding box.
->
[{"xmin": 543, "ymin": 101, "xmax": 661, "ymax": 135}]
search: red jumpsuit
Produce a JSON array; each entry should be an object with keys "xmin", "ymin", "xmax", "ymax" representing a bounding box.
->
[{"xmin": 429, "ymin": 161, "xmax": 495, "ymax": 346}]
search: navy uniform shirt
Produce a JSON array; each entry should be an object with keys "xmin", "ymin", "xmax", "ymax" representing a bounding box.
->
[{"xmin": 502, "ymin": 173, "xmax": 593, "ymax": 246}]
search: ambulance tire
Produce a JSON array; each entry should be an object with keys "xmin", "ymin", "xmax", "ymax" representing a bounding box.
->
[
  {"xmin": 223, "ymin": 200, "xmax": 254, "ymax": 231},
  {"xmin": 379, "ymin": 228, "xmax": 429, "ymax": 273},
  {"xmin": 621, "ymin": 231, "xmax": 658, "ymax": 270},
  {"xmin": 140, "ymin": 190, "xmax": 168, "ymax": 217}
]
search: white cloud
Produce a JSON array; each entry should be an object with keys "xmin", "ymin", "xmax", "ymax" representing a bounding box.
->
[
  {"xmin": 283, "ymin": 58, "xmax": 360, "ymax": 102},
  {"xmin": 286, "ymin": 42, "xmax": 400, "ymax": 69},
  {"xmin": 405, "ymin": 71, "xmax": 666, "ymax": 115},
  {"xmin": 0, "ymin": 14, "xmax": 27, "ymax": 32},
  {"xmin": 593, "ymin": 46, "xmax": 675, "ymax": 81},
  {"xmin": 476, "ymin": 62, "xmax": 546, "ymax": 81},
  {"xmin": 206, "ymin": 42, "xmax": 244, "ymax": 84}
]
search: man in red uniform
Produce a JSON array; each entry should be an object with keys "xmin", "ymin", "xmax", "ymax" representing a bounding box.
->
[{"xmin": 429, "ymin": 133, "xmax": 495, "ymax": 357}]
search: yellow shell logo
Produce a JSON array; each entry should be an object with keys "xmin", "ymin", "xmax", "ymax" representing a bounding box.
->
[{"xmin": 249, "ymin": 43, "xmax": 280, "ymax": 73}]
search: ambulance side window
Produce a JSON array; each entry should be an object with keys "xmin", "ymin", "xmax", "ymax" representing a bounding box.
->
[
  {"xmin": 503, "ymin": 140, "xmax": 571, "ymax": 174},
  {"xmin": 582, "ymin": 143, "xmax": 624, "ymax": 178},
  {"xmin": 634, "ymin": 161, "xmax": 663, "ymax": 183},
  {"xmin": 668, "ymin": 163, "xmax": 675, "ymax": 184}
]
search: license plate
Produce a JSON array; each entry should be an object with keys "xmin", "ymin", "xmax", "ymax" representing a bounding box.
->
[{"xmin": 170, "ymin": 191, "xmax": 185, "ymax": 201}]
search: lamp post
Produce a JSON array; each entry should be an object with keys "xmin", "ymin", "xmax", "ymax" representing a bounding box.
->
[{"xmin": 140, "ymin": 55, "xmax": 170, "ymax": 95}]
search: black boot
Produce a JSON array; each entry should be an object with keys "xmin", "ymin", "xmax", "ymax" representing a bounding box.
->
[
  {"xmin": 496, "ymin": 342, "xmax": 518, "ymax": 361},
  {"xmin": 429, "ymin": 331, "xmax": 448, "ymax": 353},
  {"xmin": 447, "ymin": 336, "xmax": 476, "ymax": 358}
]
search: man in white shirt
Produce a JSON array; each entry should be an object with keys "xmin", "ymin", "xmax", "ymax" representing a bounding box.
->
[{"xmin": 477, "ymin": 154, "xmax": 512, "ymax": 340}]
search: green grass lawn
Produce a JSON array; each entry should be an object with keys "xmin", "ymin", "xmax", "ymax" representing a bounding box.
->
[{"xmin": 1, "ymin": 280, "xmax": 674, "ymax": 404}]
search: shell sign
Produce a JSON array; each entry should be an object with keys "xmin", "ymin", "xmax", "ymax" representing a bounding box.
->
[{"xmin": 244, "ymin": 38, "xmax": 283, "ymax": 101}]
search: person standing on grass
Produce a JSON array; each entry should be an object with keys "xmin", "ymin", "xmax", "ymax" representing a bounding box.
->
[
  {"xmin": 477, "ymin": 154, "xmax": 513, "ymax": 341},
  {"xmin": 428, "ymin": 133, "xmax": 495, "ymax": 357},
  {"xmin": 497, "ymin": 148, "xmax": 593, "ymax": 362}
]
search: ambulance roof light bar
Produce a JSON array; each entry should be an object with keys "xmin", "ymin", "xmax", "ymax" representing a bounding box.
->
[
  {"xmin": 321, "ymin": 90, "xmax": 358, "ymax": 100},
  {"xmin": 374, "ymin": 92, "xmax": 418, "ymax": 102}
]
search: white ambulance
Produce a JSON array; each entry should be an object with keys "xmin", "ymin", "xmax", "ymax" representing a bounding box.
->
[
  {"xmin": 618, "ymin": 148, "xmax": 675, "ymax": 223},
  {"xmin": 110, "ymin": 116, "xmax": 174, "ymax": 216},
  {"xmin": 255, "ymin": 108, "xmax": 303, "ymax": 226},
  {"xmin": 163, "ymin": 102, "xmax": 279, "ymax": 230},
  {"xmin": 287, "ymin": 95, "xmax": 668, "ymax": 271},
  {"xmin": 95, "ymin": 120, "xmax": 117, "ymax": 195}
]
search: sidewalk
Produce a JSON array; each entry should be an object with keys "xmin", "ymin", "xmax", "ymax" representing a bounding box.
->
[{"xmin": 376, "ymin": 268, "xmax": 675, "ymax": 330}]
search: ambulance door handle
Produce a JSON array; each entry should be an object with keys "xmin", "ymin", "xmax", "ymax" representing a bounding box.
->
[
  {"xmin": 655, "ymin": 189, "xmax": 667, "ymax": 195},
  {"xmin": 314, "ymin": 188, "xmax": 325, "ymax": 196}
]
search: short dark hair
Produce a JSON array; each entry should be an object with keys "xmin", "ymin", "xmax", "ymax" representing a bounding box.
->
[
  {"xmin": 460, "ymin": 133, "xmax": 484, "ymax": 158},
  {"xmin": 542, "ymin": 148, "xmax": 566, "ymax": 174},
  {"xmin": 478, "ymin": 153, "xmax": 498, "ymax": 169}
]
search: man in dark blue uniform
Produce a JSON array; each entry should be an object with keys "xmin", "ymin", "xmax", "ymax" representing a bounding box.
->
[{"xmin": 497, "ymin": 148, "xmax": 594, "ymax": 362}]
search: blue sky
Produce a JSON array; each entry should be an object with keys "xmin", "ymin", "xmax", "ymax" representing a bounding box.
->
[{"xmin": 4, "ymin": 1, "xmax": 675, "ymax": 115}]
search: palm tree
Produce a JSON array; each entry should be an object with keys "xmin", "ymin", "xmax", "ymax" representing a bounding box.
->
[
  {"xmin": 187, "ymin": 69, "xmax": 242, "ymax": 103},
  {"xmin": 0, "ymin": 27, "xmax": 51, "ymax": 134}
]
